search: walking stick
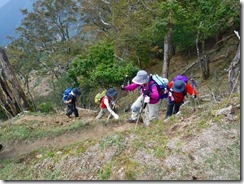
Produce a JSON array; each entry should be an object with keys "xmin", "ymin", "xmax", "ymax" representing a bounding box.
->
[{"xmin": 105, "ymin": 75, "xmax": 129, "ymax": 125}]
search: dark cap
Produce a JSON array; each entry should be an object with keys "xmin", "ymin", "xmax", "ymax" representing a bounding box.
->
[
  {"xmin": 72, "ymin": 88, "xmax": 81, "ymax": 96},
  {"xmin": 106, "ymin": 88, "xmax": 117, "ymax": 97}
]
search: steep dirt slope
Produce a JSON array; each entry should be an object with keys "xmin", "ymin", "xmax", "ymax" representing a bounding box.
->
[{"xmin": 0, "ymin": 108, "xmax": 137, "ymax": 159}]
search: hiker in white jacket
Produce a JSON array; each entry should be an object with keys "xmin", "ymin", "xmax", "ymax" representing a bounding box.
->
[{"xmin": 96, "ymin": 88, "xmax": 119, "ymax": 120}]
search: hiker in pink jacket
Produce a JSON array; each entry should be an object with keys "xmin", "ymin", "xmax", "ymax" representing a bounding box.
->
[{"xmin": 121, "ymin": 70, "xmax": 160, "ymax": 126}]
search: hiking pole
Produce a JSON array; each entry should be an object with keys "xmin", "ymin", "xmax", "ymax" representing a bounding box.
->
[
  {"xmin": 112, "ymin": 75, "xmax": 129, "ymax": 107},
  {"xmin": 105, "ymin": 75, "xmax": 129, "ymax": 125}
]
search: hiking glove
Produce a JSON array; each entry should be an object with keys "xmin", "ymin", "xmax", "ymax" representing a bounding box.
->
[
  {"xmin": 144, "ymin": 90, "xmax": 150, "ymax": 96},
  {"xmin": 120, "ymin": 85, "xmax": 125, "ymax": 90},
  {"xmin": 112, "ymin": 112, "xmax": 119, "ymax": 120},
  {"xmin": 192, "ymin": 94, "xmax": 197, "ymax": 99}
]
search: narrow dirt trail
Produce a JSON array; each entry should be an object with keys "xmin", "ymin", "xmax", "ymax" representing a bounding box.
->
[
  {"xmin": 0, "ymin": 106, "xmax": 168, "ymax": 160},
  {"xmin": 0, "ymin": 109, "xmax": 137, "ymax": 159},
  {"xmin": 15, "ymin": 122, "xmax": 134, "ymax": 156}
]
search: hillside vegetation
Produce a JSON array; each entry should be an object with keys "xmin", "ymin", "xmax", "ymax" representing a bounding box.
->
[{"xmin": 0, "ymin": 34, "xmax": 240, "ymax": 180}]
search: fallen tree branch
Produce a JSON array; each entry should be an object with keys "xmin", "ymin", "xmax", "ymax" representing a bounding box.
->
[
  {"xmin": 180, "ymin": 60, "xmax": 198, "ymax": 75},
  {"xmin": 208, "ymin": 34, "xmax": 235, "ymax": 55},
  {"xmin": 210, "ymin": 54, "xmax": 228, "ymax": 63}
]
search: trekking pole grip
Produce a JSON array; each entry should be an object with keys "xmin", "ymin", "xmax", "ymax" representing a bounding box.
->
[{"xmin": 123, "ymin": 75, "xmax": 129, "ymax": 85}]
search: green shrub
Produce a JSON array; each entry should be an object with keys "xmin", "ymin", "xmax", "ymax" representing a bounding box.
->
[{"xmin": 37, "ymin": 102, "xmax": 55, "ymax": 113}]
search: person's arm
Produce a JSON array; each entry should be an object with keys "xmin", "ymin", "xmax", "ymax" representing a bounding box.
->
[
  {"xmin": 124, "ymin": 83, "xmax": 140, "ymax": 91},
  {"xmin": 104, "ymin": 97, "xmax": 119, "ymax": 119},
  {"xmin": 167, "ymin": 81, "xmax": 174, "ymax": 101},
  {"xmin": 65, "ymin": 100, "xmax": 71, "ymax": 104},
  {"xmin": 65, "ymin": 96, "xmax": 72, "ymax": 104},
  {"xmin": 167, "ymin": 81, "xmax": 173, "ymax": 89},
  {"xmin": 185, "ymin": 83, "xmax": 197, "ymax": 96},
  {"xmin": 66, "ymin": 95, "xmax": 76, "ymax": 106}
]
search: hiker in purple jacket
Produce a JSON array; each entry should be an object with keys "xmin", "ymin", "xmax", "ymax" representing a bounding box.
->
[{"xmin": 121, "ymin": 70, "xmax": 160, "ymax": 126}]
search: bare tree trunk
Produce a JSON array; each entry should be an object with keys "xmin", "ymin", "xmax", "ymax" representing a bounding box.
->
[
  {"xmin": 228, "ymin": 42, "xmax": 240, "ymax": 93},
  {"xmin": 199, "ymin": 54, "xmax": 210, "ymax": 80},
  {"xmin": 24, "ymin": 76, "xmax": 37, "ymax": 112},
  {"xmin": 0, "ymin": 48, "xmax": 29, "ymax": 117},
  {"xmin": 0, "ymin": 76, "xmax": 19, "ymax": 117},
  {"xmin": 196, "ymin": 23, "xmax": 210, "ymax": 80},
  {"xmin": 162, "ymin": 14, "xmax": 173, "ymax": 78}
]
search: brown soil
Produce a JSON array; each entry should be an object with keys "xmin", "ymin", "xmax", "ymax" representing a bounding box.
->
[{"xmin": 0, "ymin": 108, "xmax": 139, "ymax": 159}]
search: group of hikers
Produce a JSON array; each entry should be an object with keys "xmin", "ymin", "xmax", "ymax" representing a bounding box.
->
[
  {"xmin": 0, "ymin": 70, "xmax": 197, "ymax": 153},
  {"xmin": 63, "ymin": 70, "xmax": 198, "ymax": 126}
]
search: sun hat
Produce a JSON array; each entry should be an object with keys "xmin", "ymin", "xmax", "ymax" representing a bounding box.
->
[
  {"xmin": 172, "ymin": 80, "xmax": 185, "ymax": 93},
  {"xmin": 132, "ymin": 70, "xmax": 150, "ymax": 85},
  {"xmin": 106, "ymin": 88, "xmax": 117, "ymax": 97},
  {"xmin": 72, "ymin": 88, "xmax": 81, "ymax": 96}
]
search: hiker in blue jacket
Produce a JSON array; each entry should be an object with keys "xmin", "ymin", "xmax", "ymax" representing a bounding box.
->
[{"xmin": 64, "ymin": 88, "xmax": 81, "ymax": 118}]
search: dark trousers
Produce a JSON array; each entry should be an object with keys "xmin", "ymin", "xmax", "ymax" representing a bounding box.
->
[
  {"xmin": 66, "ymin": 106, "xmax": 79, "ymax": 117},
  {"xmin": 165, "ymin": 100, "xmax": 182, "ymax": 119}
]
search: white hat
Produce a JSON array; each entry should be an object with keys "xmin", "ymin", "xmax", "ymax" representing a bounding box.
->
[{"xmin": 132, "ymin": 70, "xmax": 149, "ymax": 85}]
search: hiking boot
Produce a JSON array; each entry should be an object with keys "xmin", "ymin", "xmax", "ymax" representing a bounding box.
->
[
  {"xmin": 127, "ymin": 118, "xmax": 136, "ymax": 123},
  {"xmin": 164, "ymin": 116, "xmax": 171, "ymax": 122},
  {"xmin": 66, "ymin": 114, "xmax": 72, "ymax": 118},
  {"xmin": 138, "ymin": 117, "xmax": 144, "ymax": 123}
]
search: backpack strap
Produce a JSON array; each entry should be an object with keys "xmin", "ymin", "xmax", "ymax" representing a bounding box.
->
[{"xmin": 149, "ymin": 81, "xmax": 157, "ymax": 92}]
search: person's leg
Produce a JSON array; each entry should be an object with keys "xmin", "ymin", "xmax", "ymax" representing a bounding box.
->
[
  {"xmin": 74, "ymin": 107, "xmax": 79, "ymax": 117},
  {"xmin": 130, "ymin": 95, "xmax": 144, "ymax": 121},
  {"xmin": 96, "ymin": 109, "xmax": 106, "ymax": 119},
  {"xmin": 173, "ymin": 102, "xmax": 182, "ymax": 114},
  {"xmin": 66, "ymin": 106, "xmax": 73, "ymax": 118},
  {"xmin": 165, "ymin": 100, "xmax": 174, "ymax": 119},
  {"xmin": 145, "ymin": 102, "xmax": 160, "ymax": 126}
]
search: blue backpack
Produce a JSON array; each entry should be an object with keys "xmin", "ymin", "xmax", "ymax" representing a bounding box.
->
[
  {"xmin": 150, "ymin": 74, "xmax": 169, "ymax": 99},
  {"xmin": 62, "ymin": 88, "xmax": 72, "ymax": 102}
]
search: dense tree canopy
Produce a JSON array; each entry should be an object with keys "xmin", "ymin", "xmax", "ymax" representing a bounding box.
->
[{"xmin": 68, "ymin": 41, "xmax": 138, "ymax": 89}]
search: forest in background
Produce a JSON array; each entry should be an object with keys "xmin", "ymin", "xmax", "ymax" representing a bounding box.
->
[{"xmin": 0, "ymin": 0, "xmax": 240, "ymax": 119}]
